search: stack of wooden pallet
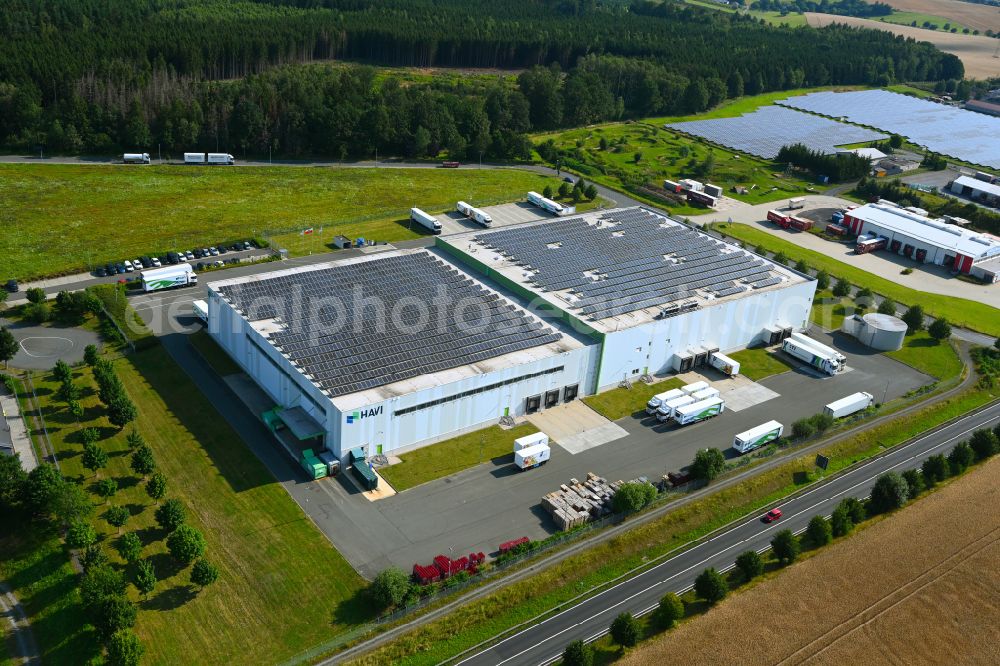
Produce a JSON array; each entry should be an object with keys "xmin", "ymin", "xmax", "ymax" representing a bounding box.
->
[{"xmin": 541, "ymin": 472, "xmax": 624, "ymax": 531}]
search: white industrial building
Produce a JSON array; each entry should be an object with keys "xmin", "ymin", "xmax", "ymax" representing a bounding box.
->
[
  {"xmin": 207, "ymin": 250, "xmax": 593, "ymax": 462},
  {"xmin": 440, "ymin": 207, "xmax": 815, "ymax": 391},
  {"xmin": 950, "ymin": 175, "xmax": 1000, "ymax": 208},
  {"xmin": 206, "ymin": 207, "xmax": 815, "ymax": 469},
  {"xmin": 843, "ymin": 202, "xmax": 1000, "ymax": 279}
]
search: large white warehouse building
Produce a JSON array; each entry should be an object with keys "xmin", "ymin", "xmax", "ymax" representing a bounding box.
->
[
  {"xmin": 843, "ymin": 202, "xmax": 1000, "ymax": 278},
  {"xmin": 440, "ymin": 207, "xmax": 815, "ymax": 391},
  {"xmin": 207, "ymin": 207, "xmax": 815, "ymax": 468}
]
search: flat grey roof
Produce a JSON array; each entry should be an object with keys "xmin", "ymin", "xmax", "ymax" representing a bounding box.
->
[
  {"xmin": 213, "ymin": 250, "xmax": 565, "ymax": 399},
  {"xmin": 456, "ymin": 207, "xmax": 799, "ymax": 328}
]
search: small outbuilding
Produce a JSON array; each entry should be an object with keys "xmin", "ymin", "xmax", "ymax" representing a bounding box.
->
[{"xmin": 841, "ymin": 313, "xmax": 907, "ymax": 351}]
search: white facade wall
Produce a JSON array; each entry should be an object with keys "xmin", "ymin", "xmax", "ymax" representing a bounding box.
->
[
  {"xmin": 859, "ymin": 224, "xmax": 951, "ymax": 265},
  {"xmin": 595, "ymin": 280, "xmax": 815, "ymax": 390},
  {"xmin": 208, "ymin": 289, "xmax": 597, "ymax": 460}
]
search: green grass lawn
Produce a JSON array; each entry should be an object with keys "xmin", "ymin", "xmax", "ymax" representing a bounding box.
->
[
  {"xmin": 188, "ymin": 329, "xmax": 242, "ymax": 376},
  {"xmin": 877, "ymin": 11, "xmax": 972, "ymax": 33},
  {"xmin": 810, "ymin": 291, "xmax": 855, "ymax": 331},
  {"xmin": 583, "ymin": 377, "xmax": 685, "ymax": 421},
  {"xmin": 885, "ymin": 84, "xmax": 936, "ymax": 99},
  {"xmin": 728, "ymin": 346, "xmax": 796, "ymax": 381},
  {"xmin": 0, "ymin": 524, "xmax": 98, "ymax": 665},
  {"xmin": 713, "ymin": 223, "xmax": 1000, "ymax": 337},
  {"xmin": 748, "ymin": 9, "xmax": 810, "ymax": 27},
  {"xmin": 29, "ymin": 342, "xmax": 369, "ymax": 665},
  {"xmin": 0, "ymin": 164, "xmax": 563, "ymax": 280},
  {"xmin": 379, "ymin": 422, "xmax": 539, "ymax": 492},
  {"xmin": 887, "ymin": 331, "xmax": 963, "ymax": 381}
]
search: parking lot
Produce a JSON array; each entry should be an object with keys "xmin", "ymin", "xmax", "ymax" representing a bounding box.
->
[
  {"xmin": 286, "ymin": 327, "xmax": 930, "ymax": 577},
  {"xmin": 436, "ymin": 202, "xmax": 552, "ymax": 235}
]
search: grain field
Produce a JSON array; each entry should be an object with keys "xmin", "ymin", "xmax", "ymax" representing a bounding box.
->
[
  {"xmin": 879, "ymin": 0, "xmax": 1000, "ymax": 33},
  {"xmin": 621, "ymin": 456, "xmax": 1000, "ymax": 666},
  {"xmin": 805, "ymin": 13, "xmax": 1000, "ymax": 78}
]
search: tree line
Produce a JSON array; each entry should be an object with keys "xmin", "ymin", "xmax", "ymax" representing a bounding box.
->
[
  {"xmin": 777, "ymin": 143, "xmax": 872, "ymax": 182},
  {"xmin": 0, "ymin": 0, "xmax": 963, "ymax": 158},
  {"xmin": 750, "ymin": 0, "xmax": 893, "ymax": 17}
]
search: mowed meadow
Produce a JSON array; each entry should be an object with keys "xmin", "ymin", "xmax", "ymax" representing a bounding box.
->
[{"xmin": 0, "ymin": 164, "xmax": 562, "ymax": 280}]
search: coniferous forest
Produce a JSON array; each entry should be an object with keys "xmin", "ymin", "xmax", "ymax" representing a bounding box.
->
[{"xmin": 0, "ymin": 0, "xmax": 964, "ymax": 159}]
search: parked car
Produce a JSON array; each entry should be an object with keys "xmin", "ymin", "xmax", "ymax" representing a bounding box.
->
[
  {"xmin": 762, "ymin": 508, "xmax": 783, "ymax": 523},
  {"xmin": 138, "ymin": 256, "xmax": 151, "ymax": 268},
  {"xmin": 216, "ymin": 245, "xmax": 227, "ymax": 254},
  {"xmin": 209, "ymin": 246, "xmax": 219, "ymax": 256},
  {"xmin": 667, "ymin": 471, "xmax": 691, "ymax": 487},
  {"xmin": 166, "ymin": 252, "xmax": 179, "ymax": 264},
  {"xmin": 95, "ymin": 267, "xmax": 108, "ymax": 277},
  {"xmin": 151, "ymin": 256, "xmax": 162, "ymax": 267},
  {"xmin": 115, "ymin": 263, "xmax": 127, "ymax": 274},
  {"xmin": 229, "ymin": 243, "xmax": 242, "ymax": 251},
  {"xmin": 123, "ymin": 260, "xmax": 135, "ymax": 272},
  {"xmin": 5, "ymin": 280, "xmax": 18, "ymax": 293},
  {"xmin": 105, "ymin": 263, "xmax": 116, "ymax": 275},
  {"xmin": 243, "ymin": 240, "xmax": 253, "ymax": 249},
  {"xmin": 184, "ymin": 250, "xmax": 195, "ymax": 260}
]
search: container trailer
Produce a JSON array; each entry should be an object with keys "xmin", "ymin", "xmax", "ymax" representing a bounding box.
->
[
  {"xmin": 513, "ymin": 432, "xmax": 550, "ymax": 452},
  {"xmin": 733, "ymin": 420, "xmax": 783, "ymax": 454},
  {"xmin": 123, "ymin": 153, "xmax": 150, "ymax": 164},
  {"xmin": 527, "ymin": 191, "xmax": 566, "ymax": 215},
  {"xmin": 646, "ymin": 388, "xmax": 686, "ymax": 415},
  {"xmin": 191, "ymin": 299, "xmax": 208, "ymax": 323},
  {"xmin": 789, "ymin": 332, "xmax": 845, "ymax": 363},
  {"xmin": 409, "ymin": 207, "xmax": 442, "ymax": 234},
  {"xmin": 656, "ymin": 394, "xmax": 695, "ymax": 422},
  {"xmin": 681, "ymin": 381, "xmax": 709, "ymax": 395},
  {"xmin": 690, "ymin": 387, "xmax": 720, "ymax": 402},
  {"xmin": 686, "ymin": 190, "xmax": 717, "ymax": 208},
  {"xmin": 824, "ymin": 392, "xmax": 874, "ymax": 419},
  {"xmin": 856, "ymin": 235, "xmax": 887, "ymax": 254},
  {"xmin": 787, "ymin": 197, "xmax": 805, "ymax": 209},
  {"xmin": 183, "ymin": 152, "xmax": 234, "ymax": 165},
  {"xmin": 709, "ymin": 351, "xmax": 740, "ymax": 376},
  {"xmin": 782, "ymin": 339, "xmax": 839, "ymax": 375},
  {"xmin": 514, "ymin": 443, "xmax": 550, "ymax": 470},
  {"xmin": 767, "ymin": 209, "xmax": 790, "ymax": 225},
  {"xmin": 457, "ymin": 201, "xmax": 492, "ymax": 227},
  {"xmin": 140, "ymin": 264, "xmax": 197, "ymax": 292},
  {"xmin": 674, "ymin": 397, "xmax": 725, "ymax": 425}
]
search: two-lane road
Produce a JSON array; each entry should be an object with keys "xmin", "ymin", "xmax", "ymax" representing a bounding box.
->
[{"xmin": 455, "ymin": 401, "xmax": 1000, "ymax": 666}]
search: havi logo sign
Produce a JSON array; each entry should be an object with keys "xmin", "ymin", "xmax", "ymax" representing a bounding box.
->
[{"xmin": 346, "ymin": 405, "xmax": 383, "ymax": 424}]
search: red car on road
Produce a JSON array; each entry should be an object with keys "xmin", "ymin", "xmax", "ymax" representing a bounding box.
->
[{"xmin": 762, "ymin": 508, "xmax": 783, "ymax": 523}]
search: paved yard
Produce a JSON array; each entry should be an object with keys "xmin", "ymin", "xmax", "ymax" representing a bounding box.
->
[{"xmin": 0, "ymin": 317, "xmax": 101, "ymax": 370}]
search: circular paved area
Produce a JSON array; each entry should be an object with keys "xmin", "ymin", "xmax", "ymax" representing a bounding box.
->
[{"xmin": 0, "ymin": 317, "xmax": 101, "ymax": 370}]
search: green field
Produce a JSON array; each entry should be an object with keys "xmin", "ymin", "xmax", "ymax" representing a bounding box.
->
[
  {"xmin": 728, "ymin": 346, "xmax": 796, "ymax": 381},
  {"xmin": 0, "ymin": 164, "xmax": 564, "ymax": 280},
  {"xmin": 888, "ymin": 331, "xmax": 963, "ymax": 381},
  {"xmin": 810, "ymin": 291, "xmax": 854, "ymax": 331},
  {"xmin": 877, "ymin": 11, "xmax": 972, "ymax": 33},
  {"xmin": 712, "ymin": 223, "xmax": 1000, "ymax": 337},
  {"xmin": 748, "ymin": 10, "xmax": 810, "ymax": 27},
  {"xmin": 379, "ymin": 422, "xmax": 539, "ymax": 492},
  {"xmin": 582, "ymin": 377, "xmax": 685, "ymax": 420},
  {"xmin": 26, "ymin": 344, "xmax": 369, "ymax": 664}
]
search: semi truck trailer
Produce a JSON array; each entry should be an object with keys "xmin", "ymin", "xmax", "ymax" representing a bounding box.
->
[
  {"xmin": 184, "ymin": 152, "xmax": 235, "ymax": 165},
  {"xmin": 409, "ymin": 207, "xmax": 442, "ymax": 234},
  {"xmin": 140, "ymin": 264, "xmax": 197, "ymax": 292},
  {"xmin": 456, "ymin": 201, "xmax": 492, "ymax": 227},
  {"xmin": 733, "ymin": 420, "xmax": 783, "ymax": 454},
  {"xmin": 656, "ymin": 394, "xmax": 694, "ymax": 422},
  {"xmin": 824, "ymin": 392, "xmax": 874, "ymax": 419},
  {"xmin": 514, "ymin": 443, "xmax": 550, "ymax": 470},
  {"xmin": 709, "ymin": 351, "xmax": 740, "ymax": 376},
  {"xmin": 789, "ymin": 332, "xmax": 845, "ymax": 363},
  {"xmin": 527, "ymin": 191, "xmax": 565, "ymax": 215},
  {"xmin": 690, "ymin": 387, "xmax": 720, "ymax": 402},
  {"xmin": 646, "ymin": 388, "xmax": 686, "ymax": 415},
  {"xmin": 681, "ymin": 381, "xmax": 709, "ymax": 395},
  {"xmin": 782, "ymin": 339, "xmax": 839, "ymax": 375},
  {"xmin": 674, "ymin": 397, "xmax": 725, "ymax": 426},
  {"xmin": 513, "ymin": 432, "xmax": 549, "ymax": 452},
  {"xmin": 123, "ymin": 153, "xmax": 150, "ymax": 164}
]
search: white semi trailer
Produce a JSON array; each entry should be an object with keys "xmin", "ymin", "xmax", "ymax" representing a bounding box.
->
[
  {"xmin": 690, "ymin": 387, "xmax": 720, "ymax": 402},
  {"xmin": 674, "ymin": 397, "xmax": 725, "ymax": 426},
  {"xmin": 681, "ymin": 381, "xmax": 709, "ymax": 395},
  {"xmin": 709, "ymin": 351, "xmax": 740, "ymax": 376},
  {"xmin": 140, "ymin": 264, "xmax": 197, "ymax": 292},
  {"xmin": 457, "ymin": 201, "xmax": 492, "ymax": 227},
  {"xmin": 824, "ymin": 392, "xmax": 874, "ymax": 419},
  {"xmin": 782, "ymin": 339, "xmax": 839, "ymax": 376},
  {"xmin": 123, "ymin": 153, "xmax": 150, "ymax": 164},
  {"xmin": 733, "ymin": 420, "xmax": 783, "ymax": 454},
  {"xmin": 789, "ymin": 331, "xmax": 845, "ymax": 363},
  {"xmin": 646, "ymin": 388, "xmax": 685, "ymax": 415},
  {"xmin": 409, "ymin": 207, "xmax": 442, "ymax": 235},
  {"xmin": 656, "ymin": 394, "xmax": 694, "ymax": 422},
  {"xmin": 184, "ymin": 152, "xmax": 235, "ymax": 165},
  {"xmin": 527, "ymin": 191, "xmax": 565, "ymax": 215},
  {"xmin": 514, "ymin": 443, "xmax": 550, "ymax": 471},
  {"xmin": 513, "ymin": 432, "xmax": 549, "ymax": 452}
]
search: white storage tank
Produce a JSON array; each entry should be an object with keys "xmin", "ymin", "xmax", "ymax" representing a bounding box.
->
[{"xmin": 841, "ymin": 313, "xmax": 906, "ymax": 351}]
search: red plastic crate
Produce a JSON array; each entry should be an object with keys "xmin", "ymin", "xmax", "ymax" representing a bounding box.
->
[{"xmin": 499, "ymin": 536, "xmax": 530, "ymax": 553}]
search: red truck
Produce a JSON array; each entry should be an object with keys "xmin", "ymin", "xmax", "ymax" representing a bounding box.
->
[
  {"xmin": 441, "ymin": 161, "xmax": 460, "ymax": 168},
  {"xmin": 766, "ymin": 209, "xmax": 812, "ymax": 230},
  {"xmin": 856, "ymin": 236, "xmax": 887, "ymax": 254}
]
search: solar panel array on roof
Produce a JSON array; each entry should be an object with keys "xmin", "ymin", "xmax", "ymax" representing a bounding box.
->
[
  {"xmin": 473, "ymin": 207, "xmax": 781, "ymax": 321},
  {"xmin": 664, "ymin": 106, "xmax": 886, "ymax": 159},
  {"xmin": 216, "ymin": 252, "xmax": 562, "ymax": 397},
  {"xmin": 779, "ymin": 90, "xmax": 1000, "ymax": 169}
]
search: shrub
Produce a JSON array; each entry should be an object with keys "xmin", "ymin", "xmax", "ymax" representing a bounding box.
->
[
  {"xmin": 656, "ymin": 592, "xmax": 684, "ymax": 629},
  {"xmin": 611, "ymin": 481, "xmax": 657, "ymax": 514},
  {"xmin": 794, "ymin": 259, "xmax": 809, "ymax": 273},
  {"xmin": 610, "ymin": 612, "xmax": 640, "ymax": 648},
  {"xmin": 125, "ymin": 430, "xmax": 145, "ymax": 450},
  {"xmin": 928, "ymin": 317, "xmax": 951, "ymax": 340},
  {"xmin": 806, "ymin": 515, "xmax": 832, "ymax": 547},
  {"xmin": 81, "ymin": 544, "xmax": 109, "ymax": 571},
  {"xmin": 191, "ymin": 559, "xmax": 220, "ymax": 589},
  {"xmin": 105, "ymin": 630, "xmax": 144, "ymax": 666},
  {"xmin": 810, "ymin": 412, "xmax": 834, "ymax": 433},
  {"xmin": 921, "ymin": 454, "xmax": 950, "ymax": 485},
  {"xmin": 52, "ymin": 359, "xmax": 72, "ymax": 384},
  {"xmin": 771, "ymin": 529, "xmax": 800, "ymax": 565},
  {"xmin": 830, "ymin": 504, "xmax": 853, "ymax": 537},
  {"xmin": 831, "ymin": 277, "xmax": 851, "ymax": 297},
  {"xmin": 167, "ymin": 524, "xmax": 206, "ymax": 563},
  {"xmin": 84, "ymin": 344, "xmax": 100, "ymax": 366},
  {"xmin": 145, "ymin": 472, "xmax": 167, "ymax": 502},
  {"xmin": 26, "ymin": 287, "xmax": 46, "ymax": 304},
  {"xmin": 562, "ymin": 639, "xmax": 594, "ymax": 666},
  {"xmin": 694, "ymin": 567, "xmax": 728, "ymax": 603},
  {"xmin": 371, "ymin": 567, "xmax": 411, "ymax": 609},
  {"xmin": 130, "ymin": 445, "xmax": 155, "ymax": 477},
  {"xmin": 815, "ymin": 270, "xmax": 830, "ymax": 290},
  {"xmin": 901, "ymin": 469, "xmax": 924, "ymax": 499},
  {"xmin": 108, "ymin": 394, "xmax": 138, "ymax": 429},
  {"xmin": 80, "ymin": 565, "xmax": 126, "ymax": 608},
  {"xmin": 791, "ymin": 418, "xmax": 815, "ymax": 440},
  {"xmin": 734, "ymin": 550, "xmax": 764, "ymax": 580},
  {"xmin": 969, "ymin": 428, "xmax": 999, "ymax": 461},
  {"xmin": 117, "ymin": 532, "xmax": 143, "ymax": 563},
  {"xmin": 902, "ymin": 304, "xmax": 925, "ymax": 333},
  {"xmin": 690, "ymin": 448, "xmax": 726, "ymax": 482},
  {"xmin": 82, "ymin": 442, "xmax": 109, "ymax": 476},
  {"xmin": 95, "ymin": 478, "xmax": 118, "ymax": 502},
  {"xmin": 133, "ymin": 559, "xmax": 156, "ymax": 597},
  {"xmin": 877, "ymin": 298, "xmax": 897, "ymax": 315},
  {"xmin": 105, "ymin": 505, "xmax": 130, "ymax": 532},
  {"xmin": 95, "ymin": 596, "xmax": 138, "ymax": 640},
  {"xmin": 869, "ymin": 472, "xmax": 909, "ymax": 513},
  {"xmin": 66, "ymin": 519, "xmax": 98, "ymax": 550},
  {"xmin": 947, "ymin": 441, "xmax": 974, "ymax": 474}
]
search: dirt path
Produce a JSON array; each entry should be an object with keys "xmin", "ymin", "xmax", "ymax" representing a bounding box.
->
[
  {"xmin": 0, "ymin": 582, "xmax": 40, "ymax": 666},
  {"xmin": 805, "ymin": 13, "xmax": 1000, "ymax": 79},
  {"xmin": 622, "ymin": 456, "xmax": 1000, "ymax": 666}
]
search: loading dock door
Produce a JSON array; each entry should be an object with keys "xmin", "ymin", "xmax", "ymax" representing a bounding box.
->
[
  {"xmin": 544, "ymin": 390, "xmax": 560, "ymax": 408},
  {"xmin": 679, "ymin": 355, "xmax": 694, "ymax": 372},
  {"xmin": 694, "ymin": 351, "xmax": 708, "ymax": 367},
  {"xmin": 526, "ymin": 395, "xmax": 541, "ymax": 414},
  {"xmin": 563, "ymin": 384, "xmax": 579, "ymax": 402}
]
